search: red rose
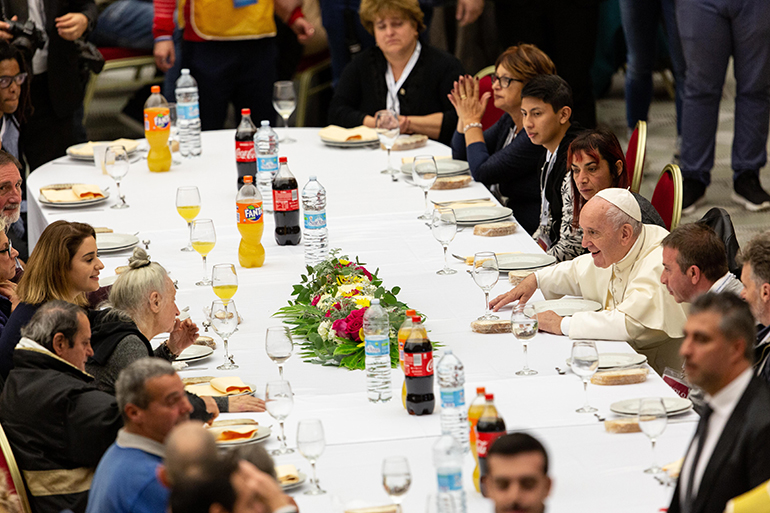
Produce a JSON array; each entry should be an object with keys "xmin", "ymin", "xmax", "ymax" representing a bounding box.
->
[
  {"xmin": 345, "ymin": 307, "xmax": 367, "ymax": 342},
  {"xmin": 311, "ymin": 295, "xmax": 320, "ymax": 306},
  {"xmin": 332, "ymin": 318, "xmax": 349, "ymax": 338}
]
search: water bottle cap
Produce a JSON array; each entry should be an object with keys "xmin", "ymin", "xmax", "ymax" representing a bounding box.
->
[
  {"xmin": 443, "ymin": 349, "xmax": 452, "ymax": 355},
  {"xmin": 477, "ymin": 386, "xmax": 486, "ymax": 394},
  {"xmin": 241, "ymin": 108, "xmax": 251, "ymax": 115},
  {"xmin": 371, "ymin": 299, "xmax": 380, "ymax": 305},
  {"xmin": 405, "ymin": 309, "xmax": 416, "ymax": 316},
  {"xmin": 411, "ymin": 316, "xmax": 421, "ymax": 323},
  {"xmin": 309, "ymin": 175, "xmax": 317, "ymax": 180},
  {"xmin": 485, "ymin": 393, "xmax": 494, "ymax": 401},
  {"xmin": 279, "ymin": 157, "xmax": 288, "ymax": 163},
  {"xmin": 261, "ymin": 120, "xmax": 270, "ymax": 126},
  {"xmin": 181, "ymin": 69, "xmax": 190, "ymax": 75},
  {"xmin": 243, "ymin": 175, "xmax": 253, "ymax": 183},
  {"xmin": 151, "ymin": 85, "xmax": 160, "ymax": 93}
]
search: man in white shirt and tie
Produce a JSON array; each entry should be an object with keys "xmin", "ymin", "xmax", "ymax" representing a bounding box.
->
[{"xmin": 669, "ymin": 292, "xmax": 770, "ymax": 513}]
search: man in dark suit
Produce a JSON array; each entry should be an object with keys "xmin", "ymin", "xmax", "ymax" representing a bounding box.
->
[
  {"xmin": 737, "ymin": 231, "xmax": 770, "ymax": 382},
  {"xmin": 670, "ymin": 292, "xmax": 770, "ymax": 513}
]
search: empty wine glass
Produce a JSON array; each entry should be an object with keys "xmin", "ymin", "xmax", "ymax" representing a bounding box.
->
[
  {"xmin": 266, "ymin": 326, "xmax": 293, "ymax": 379},
  {"xmin": 176, "ymin": 186, "xmax": 200, "ymax": 251},
  {"xmin": 191, "ymin": 219, "xmax": 216, "ymax": 286},
  {"xmin": 638, "ymin": 397, "xmax": 667, "ymax": 474},
  {"xmin": 266, "ymin": 380, "xmax": 294, "ymax": 455},
  {"xmin": 273, "ymin": 81, "xmax": 296, "ymax": 143},
  {"xmin": 210, "ymin": 299, "xmax": 239, "ymax": 370},
  {"xmin": 511, "ymin": 303, "xmax": 538, "ymax": 376},
  {"xmin": 472, "ymin": 252, "xmax": 499, "ymax": 320},
  {"xmin": 382, "ymin": 456, "xmax": 411, "ymax": 508},
  {"xmin": 412, "ymin": 155, "xmax": 438, "ymax": 219},
  {"xmin": 212, "ymin": 264, "xmax": 238, "ymax": 305},
  {"xmin": 104, "ymin": 145, "xmax": 129, "ymax": 209},
  {"xmin": 297, "ymin": 419, "xmax": 327, "ymax": 495},
  {"xmin": 571, "ymin": 341, "xmax": 599, "ymax": 413},
  {"xmin": 375, "ymin": 109, "xmax": 399, "ymax": 177},
  {"xmin": 431, "ymin": 207, "xmax": 457, "ymax": 275}
]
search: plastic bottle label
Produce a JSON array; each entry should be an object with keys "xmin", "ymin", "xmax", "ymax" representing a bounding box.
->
[
  {"xmin": 144, "ymin": 108, "xmax": 170, "ymax": 132},
  {"xmin": 404, "ymin": 352, "xmax": 433, "ymax": 377},
  {"xmin": 365, "ymin": 335, "xmax": 389, "ymax": 356},
  {"xmin": 177, "ymin": 102, "xmax": 199, "ymax": 120},
  {"xmin": 236, "ymin": 202, "xmax": 263, "ymax": 224},
  {"xmin": 304, "ymin": 211, "xmax": 326, "ymax": 229},
  {"xmin": 476, "ymin": 430, "xmax": 505, "ymax": 459},
  {"xmin": 440, "ymin": 387, "xmax": 465, "ymax": 408},
  {"xmin": 273, "ymin": 189, "xmax": 299, "ymax": 211},
  {"xmin": 257, "ymin": 155, "xmax": 278, "ymax": 173},
  {"xmin": 437, "ymin": 471, "xmax": 463, "ymax": 492},
  {"xmin": 235, "ymin": 141, "xmax": 256, "ymax": 162}
]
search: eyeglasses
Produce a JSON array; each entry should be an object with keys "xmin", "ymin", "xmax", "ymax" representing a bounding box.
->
[
  {"xmin": 0, "ymin": 240, "xmax": 12, "ymax": 258},
  {"xmin": 0, "ymin": 73, "xmax": 27, "ymax": 89},
  {"xmin": 490, "ymin": 74, "xmax": 522, "ymax": 88}
]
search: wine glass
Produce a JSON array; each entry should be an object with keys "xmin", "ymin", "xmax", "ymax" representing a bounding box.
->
[
  {"xmin": 511, "ymin": 303, "xmax": 538, "ymax": 376},
  {"xmin": 297, "ymin": 419, "xmax": 327, "ymax": 495},
  {"xmin": 266, "ymin": 326, "xmax": 293, "ymax": 379},
  {"xmin": 212, "ymin": 263, "xmax": 238, "ymax": 305},
  {"xmin": 273, "ymin": 81, "xmax": 296, "ymax": 143},
  {"xmin": 412, "ymin": 155, "xmax": 438, "ymax": 220},
  {"xmin": 571, "ymin": 341, "xmax": 599, "ymax": 413},
  {"xmin": 167, "ymin": 103, "xmax": 182, "ymax": 164},
  {"xmin": 638, "ymin": 397, "xmax": 667, "ymax": 474},
  {"xmin": 375, "ymin": 109, "xmax": 399, "ymax": 177},
  {"xmin": 472, "ymin": 252, "xmax": 499, "ymax": 320},
  {"xmin": 191, "ymin": 219, "xmax": 216, "ymax": 286},
  {"xmin": 104, "ymin": 145, "xmax": 129, "ymax": 209},
  {"xmin": 210, "ymin": 299, "xmax": 239, "ymax": 370},
  {"xmin": 176, "ymin": 186, "xmax": 200, "ymax": 252},
  {"xmin": 382, "ymin": 456, "xmax": 411, "ymax": 508},
  {"xmin": 431, "ymin": 207, "xmax": 457, "ymax": 275},
  {"xmin": 266, "ymin": 380, "xmax": 294, "ymax": 455}
]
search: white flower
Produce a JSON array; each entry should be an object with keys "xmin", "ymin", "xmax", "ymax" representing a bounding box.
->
[{"xmin": 318, "ymin": 320, "xmax": 331, "ymax": 339}]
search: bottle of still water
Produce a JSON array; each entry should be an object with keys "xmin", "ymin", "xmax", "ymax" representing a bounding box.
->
[
  {"xmin": 363, "ymin": 299, "xmax": 392, "ymax": 403},
  {"xmin": 301, "ymin": 176, "xmax": 328, "ymax": 266},
  {"xmin": 175, "ymin": 69, "xmax": 201, "ymax": 157},
  {"xmin": 433, "ymin": 434, "xmax": 467, "ymax": 513},
  {"xmin": 255, "ymin": 120, "xmax": 279, "ymax": 212},
  {"xmin": 437, "ymin": 350, "xmax": 469, "ymax": 453}
]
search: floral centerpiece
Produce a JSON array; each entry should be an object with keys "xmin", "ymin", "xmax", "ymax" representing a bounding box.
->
[{"xmin": 274, "ymin": 250, "xmax": 423, "ymax": 370}]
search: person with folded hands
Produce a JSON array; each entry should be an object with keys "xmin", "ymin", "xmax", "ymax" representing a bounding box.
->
[{"xmin": 0, "ymin": 218, "xmax": 19, "ymax": 336}]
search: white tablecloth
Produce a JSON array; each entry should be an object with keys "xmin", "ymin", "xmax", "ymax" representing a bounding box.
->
[{"xmin": 27, "ymin": 128, "xmax": 694, "ymax": 512}]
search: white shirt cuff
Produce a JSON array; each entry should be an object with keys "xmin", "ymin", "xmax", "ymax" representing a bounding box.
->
[{"xmin": 561, "ymin": 317, "xmax": 571, "ymax": 337}]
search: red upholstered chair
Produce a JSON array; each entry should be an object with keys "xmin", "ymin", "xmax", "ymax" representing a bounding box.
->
[
  {"xmin": 651, "ymin": 163, "xmax": 683, "ymax": 231},
  {"xmin": 474, "ymin": 66, "xmax": 504, "ymax": 130},
  {"xmin": 0, "ymin": 423, "xmax": 32, "ymax": 513},
  {"xmin": 626, "ymin": 120, "xmax": 647, "ymax": 194}
]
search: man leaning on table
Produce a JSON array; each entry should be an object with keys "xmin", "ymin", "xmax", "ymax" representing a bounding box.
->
[
  {"xmin": 669, "ymin": 292, "xmax": 770, "ymax": 513},
  {"xmin": 490, "ymin": 188, "xmax": 687, "ymax": 373},
  {"xmin": 736, "ymin": 231, "xmax": 770, "ymax": 383}
]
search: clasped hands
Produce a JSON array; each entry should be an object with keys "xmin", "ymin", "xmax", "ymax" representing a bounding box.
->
[
  {"xmin": 489, "ymin": 274, "xmax": 564, "ymax": 336},
  {"xmin": 448, "ymin": 74, "xmax": 491, "ymax": 130}
]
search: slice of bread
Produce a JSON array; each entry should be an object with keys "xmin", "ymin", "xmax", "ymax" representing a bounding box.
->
[
  {"xmin": 591, "ymin": 368, "xmax": 649, "ymax": 386},
  {"xmin": 388, "ymin": 134, "xmax": 428, "ymax": 151},
  {"xmin": 432, "ymin": 175, "xmax": 471, "ymax": 190},
  {"xmin": 604, "ymin": 418, "xmax": 641, "ymax": 433},
  {"xmin": 473, "ymin": 221, "xmax": 518, "ymax": 237},
  {"xmin": 471, "ymin": 319, "xmax": 511, "ymax": 334}
]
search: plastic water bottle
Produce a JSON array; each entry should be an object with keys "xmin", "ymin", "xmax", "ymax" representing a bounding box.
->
[
  {"xmin": 301, "ymin": 176, "xmax": 329, "ymax": 266},
  {"xmin": 255, "ymin": 120, "xmax": 279, "ymax": 213},
  {"xmin": 175, "ymin": 69, "xmax": 201, "ymax": 157},
  {"xmin": 433, "ymin": 434, "xmax": 467, "ymax": 513},
  {"xmin": 437, "ymin": 350, "xmax": 469, "ymax": 453},
  {"xmin": 363, "ymin": 299, "xmax": 392, "ymax": 403}
]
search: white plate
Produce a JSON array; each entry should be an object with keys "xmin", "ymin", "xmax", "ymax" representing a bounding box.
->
[
  {"xmin": 211, "ymin": 425, "xmax": 272, "ymax": 447},
  {"xmin": 177, "ymin": 345, "xmax": 214, "ymax": 362},
  {"xmin": 400, "ymin": 159, "xmax": 470, "ymax": 177},
  {"xmin": 529, "ymin": 299, "xmax": 602, "ymax": 317},
  {"xmin": 96, "ymin": 233, "xmax": 139, "ymax": 253},
  {"xmin": 454, "ymin": 207, "xmax": 513, "ymax": 225},
  {"xmin": 566, "ymin": 352, "xmax": 648, "ymax": 370},
  {"xmin": 497, "ymin": 253, "xmax": 557, "ymax": 271},
  {"xmin": 99, "ymin": 275, "xmax": 118, "ymax": 288},
  {"xmin": 282, "ymin": 472, "xmax": 308, "ymax": 492},
  {"xmin": 39, "ymin": 184, "xmax": 110, "ymax": 208},
  {"xmin": 66, "ymin": 141, "xmax": 139, "ymax": 161},
  {"xmin": 321, "ymin": 138, "xmax": 379, "ymax": 148},
  {"xmin": 610, "ymin": 397, "xmax": 693, "ymax": 417}
]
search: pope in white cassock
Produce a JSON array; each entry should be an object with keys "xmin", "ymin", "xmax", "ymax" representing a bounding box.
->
[{"xmin": 490, "ymin": 188, "xmax": 688, "ymax": 373}]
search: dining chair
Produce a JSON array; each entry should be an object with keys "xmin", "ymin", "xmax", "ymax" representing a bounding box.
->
[
  {"xmin": 0, "ymin": 423, "xmax": 32, "ymax": 513},
  {"xmin": 626, "ymin": 120, "xmax": 647, "ymax": 194},
  {"xmin": 474, "ymin": 65, "xmax": 504, "ymax": 130},
  {"xmin": 651, "ymin": 163, "xmax": 683, "ymax": 231}
]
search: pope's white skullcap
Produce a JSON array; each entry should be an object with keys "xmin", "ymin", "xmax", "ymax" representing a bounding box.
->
[{"xmin": 594, "ymin": 188, "xmax": 642, "ymax": 222}]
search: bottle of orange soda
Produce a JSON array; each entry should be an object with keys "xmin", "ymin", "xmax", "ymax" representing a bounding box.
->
[
  {"xmin": 144, "ymin": 85, "xmax": 172, "ymax": 172},
  {"xmin": 468, "ymin": 386, "xmax": 486, "ymax": 492},
  {"xmin": 236, "ymin": 175, "xmax": 265, "ymax": 267},
  {"xmin": 397, "ymin": 309, "xmax": 417, "ymax": 409}
]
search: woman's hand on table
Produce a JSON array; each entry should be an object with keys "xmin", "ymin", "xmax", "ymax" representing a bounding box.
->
[
  {"xmin": 490, "ymin": 274, "xmax": 537, "ymax": 311},
  {"xmin": 168, "ymin": 318, "xmax": 199, "ymax": 355},
  {"xmin": 228, "ymin": 395, "xmax": 266, "ymax": 413},
  {"xmin": 448, "ymin": 75, "xmax": 490, "ymax": 128},
  {"xmin": 535, "ymin": 311, "xmax": 563, "ymax": 335}
]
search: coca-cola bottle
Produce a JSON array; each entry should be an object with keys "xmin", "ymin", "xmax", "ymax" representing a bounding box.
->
[
  {"xmin": 235, "ymin": 108, "xmax": 257, "ymax": 188},
  {"xmin": 476, "ymin": 393, "xmax": 506, "ymax": 497},
  {"xmin": 404, "ymin": 316, "xmax": 434, "ymax": 415},
  {"xmin": 272, "ymin": 157, "xmax": 301, "ymax": 245}
]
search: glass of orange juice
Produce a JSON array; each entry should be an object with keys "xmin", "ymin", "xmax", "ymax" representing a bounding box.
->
[
  {"xmin": 176, "ymin": 186, "xmax": 201, "ymax": 252},
  {"xmin": 212, "ymin": 263, "xmax": 237, "ymax": 305},
  {"xmin": 191, "ymin": 219, "xmax": 216, "ymax": 286}
]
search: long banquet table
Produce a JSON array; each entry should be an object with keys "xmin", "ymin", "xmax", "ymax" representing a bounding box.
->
[{"xmin": 28, "ymin": 128, "xmax": 695, "ymax": 512}]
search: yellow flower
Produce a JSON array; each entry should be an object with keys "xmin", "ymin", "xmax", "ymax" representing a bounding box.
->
[
  {"xmin": 354, "ymin": 297, "xmax": 371, "ymax": 307},
  {"xmin": 358, "ymin": 327, "xmax": 365, "ymax": 342},
  {"xmin": 357, "ymin": 341, "xmax": 365, "ymax": 348},
  {"xmin": 339, "ymin": 259, "xmax": 350, "ymax": 265}
]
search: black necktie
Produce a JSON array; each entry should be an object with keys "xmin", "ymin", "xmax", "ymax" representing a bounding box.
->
[{"xmin": 683, "ymin": 403, "xmax": 714, "ymax": 513}]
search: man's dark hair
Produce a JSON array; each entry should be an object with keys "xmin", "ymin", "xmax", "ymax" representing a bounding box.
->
[
  {"xmin": 488, "ymin": 432, "xmax": 549, "ymax": 474},
  {"xmin": 20, "ymin": 300, "xmax": 84, "ymax": 352},
  {"xmin": 661, "ymin": 223, "xmax": 728, "ymax": 282},
  {"xmin": 169, "ymin": 456, "xmax": 239, "ymax": 513},
  {"xmin": 520, "ymin": 74, "xmax": 573, "ymax": 114},
  {"xmin": 690, "ymin": 292, "xmax": 756, "ymax": 361}
]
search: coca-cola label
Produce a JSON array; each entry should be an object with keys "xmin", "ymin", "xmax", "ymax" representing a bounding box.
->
[
  {"xmin": 440, "ymin": 387, "xmax": 465, "ymax": 408},
  {"xmin": 437, "ymin": 471, "xmax": 463, "ymax": 492},
  {"xmin": 364, "ymin": 335, "xmax": 389, "ymax": 356},
  {"xmin": 304, "ymin": 211, "xmax": 326, "ymax": 229},
  {"xmin": 273, "ymin": 189, "xmax": 299, "ymax": 211},
  {"xmin": 477, "ymin": 430, "xmax": 505, "ymax": 459},
  {"xmin": 177, "ymin": 101, "xmax": 199, "ymax": 120},
  {"xmin": 257, "ymin": 155, "xmax": 278, "ymax": 173},
  {"xmin": 404, "ymin": 351, "xmax": 433, "ymax": 377},
  {"xmin": 236, "ymin": 141, "xmax": 256, "ymax": 162},
  {"xmin": 663, "ymin": 374, "xmax": 690, "ymax": 398},
  {"xmin": 236, "ymin": 202, "xmax": 263, "ymax": 224}
]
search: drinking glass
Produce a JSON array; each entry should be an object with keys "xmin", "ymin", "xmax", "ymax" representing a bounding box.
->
[
  {"xmin": 266, "ymin": 380, "xmax": 294, "ymax": 455},
  {"xmin": 104, "ymin": 145, "xmax": 129, "ymax": 209},
  {"xmin": 571, "ymin": 341, "xmax": 599, "ymax": 413},
  {"xmin": 472, "ymin": 252, "xmax": 499, "ymax": 320},
  {"xmin": 431, "ymin": 207, "xmax": 457, "ymax": 275},
  {"xmin": 382, "ymin": 456, "xmax": 411, "ymax": 508},
  {"xmin": 273, "ymin": 81, "xmax": 296, "ymax": 143},
  {"xmin": 638, "ymin": 397, "xmax": 667, "ymax": 474},
  {"xmin": 266, "ymin": 326, "xmax": 293, "ymax": 379},
  {"xmin": 212, "ymin": 263, "xmax": 238, "ymax": 305},
  {"xmin": 176, "ymin": 186, "xmax": 200, "ymax": 251},
  {"xmin": 297, "ymin": 419, "xmax": 327, "ymax": 495},
  {"xmin": 168, "ymin": 103, "xmax": 182, "ymax": 164},
  {"xmin": 375, "ymin": 109, "xmax": 399, "ymax": 177},
  {"xmin": 191, "ymin": 219, "xmax": 216, "ymax": 286},
  {"xmin": 412, "ymin": 155, "xmax": 438, "ymax": 219},
  {"xmin": 210, "ymin": 299, "xmax": 239, "ymax": 370},
  {"xmin": 511, "ymin": 304, "xmax": 538, "ymax": 376}
]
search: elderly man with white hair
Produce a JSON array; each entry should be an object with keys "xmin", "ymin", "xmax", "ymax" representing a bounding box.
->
[{"xmin": 491, "ymin": 188, "xmax": 688, "ymax": 373}]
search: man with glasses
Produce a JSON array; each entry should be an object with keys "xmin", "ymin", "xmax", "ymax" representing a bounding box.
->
[{"xmin": 0, "ymin": 216, "xmax": 17, "ymax": 336}]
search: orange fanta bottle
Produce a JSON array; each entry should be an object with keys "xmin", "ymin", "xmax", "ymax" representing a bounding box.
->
[
  {"xmin": 144, "ymin": 85, "xmax": 171, "ymax": 172},
  {"xmin": 236, "ymin": 175, "xmax": 265, "ymax": 267}
]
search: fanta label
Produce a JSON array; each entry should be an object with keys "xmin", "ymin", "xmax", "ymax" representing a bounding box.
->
[
  {"xmin": 237, "ymin": 202, "xmax": 263, "ymax": 224},
  {"xmin": 144, "ymin": 109, "xmax": 170, "ymax": 132},
  {"xmin": 235, "ymin": 141, "xmax": 256, "ymax": 162},
  {"xmin": 304, "ymin": 211, "xmax": 327, "ymax": 229}
]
